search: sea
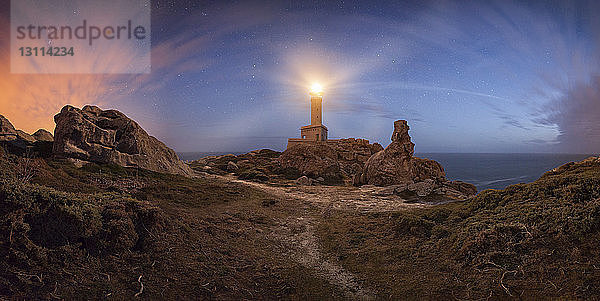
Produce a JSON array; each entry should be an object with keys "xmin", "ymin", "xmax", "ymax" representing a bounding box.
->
[
  {"xmin": 178, "ymin": 152, "xmax": 594, "ymax": 191},
  {"xmin": 417, "ymin": 153, "xmax": 593, "ymax": 191}
]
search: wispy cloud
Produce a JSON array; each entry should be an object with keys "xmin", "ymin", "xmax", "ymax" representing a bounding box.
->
[{"xmin": 536, "ymin": 76, "xmax": 600, "ymax": 153}]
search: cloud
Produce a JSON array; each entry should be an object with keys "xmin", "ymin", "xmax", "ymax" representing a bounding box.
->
[
  {"xmin": 524, "ymin": 138, "xmax": 556, "ymax": 145},
  {"xmin": 498, "ymin": 114, "xmax": 529, "ymax": 131},
  {"xmin": 536, "ymin": 76, "xmax": 600, "ymax": 153},
  {"xmin": 0, "ymin": 11, "xmax": 117, "ymax": 133},
  {"xmin": 0, "ymin": 0, "xmax": 278, "ymax": 134}
]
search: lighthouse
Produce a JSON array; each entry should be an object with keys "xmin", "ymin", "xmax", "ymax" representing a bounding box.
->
[
  {"xmin": 287, "ymin": 83, "xmax": 329, "ymax": 148},
  {"xmin": 310, "ymin": 88, "xmax": 323, "ymax": 125}
]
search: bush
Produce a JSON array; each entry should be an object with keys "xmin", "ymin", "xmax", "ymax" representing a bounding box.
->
[
  {"xmin": 0, "ymin": 180, "xmax": 165, "ymax": 256},
  {"xmin": 391, "ymin": 213, "xmax": 434, "ymax": 238}
]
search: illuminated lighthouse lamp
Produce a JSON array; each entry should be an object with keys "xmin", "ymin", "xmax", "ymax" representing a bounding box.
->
[{"xmin": 310, "ymin": 82, "xmax": 323, "ymax": 96}]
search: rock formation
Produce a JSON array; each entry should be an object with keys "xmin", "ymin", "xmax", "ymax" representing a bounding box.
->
[
  {"xmin": 361, "ymin": 120, "xmax": 445, "ymax": 185},
  {"xmin": 327, "ymin": 138, "xmax": 383, "ymax": 177},
  {"xmin": 190, "ymin": 119, "xmax": 475, "ymax": 200},
  {"xmin": 358, "ymin": 120, "xmax": 476, "ymax": 199},
  {"xmin": 0, "ymin": 115, "xmax": 53, "ymax": 157},
  {"xmin": 190, "ymin": 139, "xmax": 381, "ymax": 184},
  {"xmin": 278, "ymin": 143, "xmax": 342, "ymax": 182},
  {"xmin": 33, "ymin": 129, "xmax": 54, "ymax": 142},
  {"xmin": 1, "ymin": 114, "xmax": 22, "ymax": 146},
  {"xmin": 277, "ymin": 138, "xmax": 383, "ymax": 183},
  {"xmin": 53, "ymin": 105, "xmax": 193, "ymax": 176},
  {"xmin": 190, "ymin": 149, "xmax": 281, "ymax": 180},
  {"xmin": 31, "ymin": 129, "xmax": 54, "ymax": 157}
]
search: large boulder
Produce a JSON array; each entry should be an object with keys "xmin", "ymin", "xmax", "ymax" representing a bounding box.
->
[
  {"xmin": 278, "ymin": 143, "xmax": 342, "ymax": 183},
  {"xmin": 362, "ymin": 120, "xmax": 445, "ymax": 186},
  {"xmin": 53, "ymin": 105, "xmax": 193, "ymax": 176}
]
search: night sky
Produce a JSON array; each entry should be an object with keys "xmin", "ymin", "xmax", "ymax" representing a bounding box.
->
[{"xmin": 1, "ymin": 0, "xmax": 600, "ymax": 154}]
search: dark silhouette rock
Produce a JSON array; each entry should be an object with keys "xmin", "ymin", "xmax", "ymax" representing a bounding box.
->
[{"xmin": 53, "ymin": 105, "xmax": 193, "ymax": 176}]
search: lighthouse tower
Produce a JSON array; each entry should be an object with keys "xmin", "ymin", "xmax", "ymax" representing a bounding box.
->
[
  {"xmin": 300, "ymin": 89, "xmax": 328, "ymax": 141},
  {"xmin": 286, "ymin": 86, "xmax": 329, "ymax": 148}
]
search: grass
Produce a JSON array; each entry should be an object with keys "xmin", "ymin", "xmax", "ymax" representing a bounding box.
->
[
  {"xmin": 0, "ymin": 153, "xmax": 344, "ymax": 299},
  {"xmin": 2, "ymin": 148, "xmax": 600, "ymax": 299},
  {"xmin": 316, "ymin": 157, "xmax": 600, "ymax": 299}
]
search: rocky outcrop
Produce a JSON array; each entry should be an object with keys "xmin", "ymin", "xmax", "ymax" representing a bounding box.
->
[
  {"xmin": 33, "ymin": 129, "xmax": 54, "ymax": 142},
  {"xmin": 1, "ymin": 115, "xmax": 21, "ymax": 144},
  {"xmin": 278, "ymin": 143, "xmax": 342, "ymax": 183},
  {"xmin": 190, "ymin": 149, "xmax": 281, "ymax": 180},
  {"xmin": 327, "ymin": 138, "xmax": 383, "ymax": 177},
  {"xmin": 0, "ymin": 115, "xmax": 53, "ymax": 157},
  {"xmin": 31, "ymin": 129, "xmax": 54, "ymax": 157},
  {"xmin": 53, "ymin": 105, "xmax": 193, "ymax": 176},
  {"xmin": 277, "ymin": 138, "xmax": 383, "ymax": 184},
  {"xmin": 357, "ymin": 120, "xmax": 476, "ymax": 200},
  {"xmin": 361, "ymin": 120, "xmax": 445, "ymax": 185}
]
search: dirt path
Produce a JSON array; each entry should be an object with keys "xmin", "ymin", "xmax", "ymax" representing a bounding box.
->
[
  {"xmin": 220, "ymin": 176, "xmax": 440, "ymax": 299},
  {"xmin": 227, "ymin": 175, "xmax": 430, "ymax": 212}
]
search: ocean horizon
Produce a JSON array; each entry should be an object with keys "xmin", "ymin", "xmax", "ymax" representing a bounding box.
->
[
  {"xmin": 417, "ymin": 153, "xmax": 593, "ymax": 191},
  {"xmin": 178, "ymin": 152, "xmax": 594, "ymax": 191}
]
